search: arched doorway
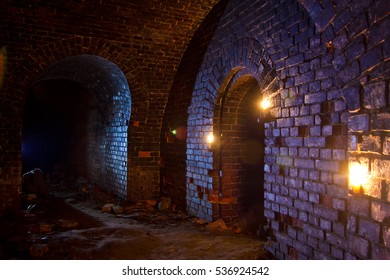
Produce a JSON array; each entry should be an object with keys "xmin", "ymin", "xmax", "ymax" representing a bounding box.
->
[
  {"xmin": 23, "ymin": 80, "xmax": 92, "ymax": 189},
  {"xmin": 211, "ymin": 74, "xmax": 266, "ymax": 232},
  {"xmin": 22, "ymin": 55, "xmax": 131, "ymax": 198}
]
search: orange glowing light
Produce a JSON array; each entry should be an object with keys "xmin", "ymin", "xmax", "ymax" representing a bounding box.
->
[
  {"xmin": 206, "ymin": 133, "xmax": 214, "ymax": 144},
  {"xmin": 349, "ymin": 162, "xmax": 368, "ymax": 194},
  {"xmin": 260, "ymin": 98, "xmax": 271, "ymax": 110}
]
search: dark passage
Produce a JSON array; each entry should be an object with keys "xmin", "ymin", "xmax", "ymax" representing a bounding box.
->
[{"xmin": 23, "ymin": 79, "xmax": 90, "ymax": 176}]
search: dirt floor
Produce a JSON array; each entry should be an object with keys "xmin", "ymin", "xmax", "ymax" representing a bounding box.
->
[{"xmin": 0, "ymin": 190, "xmax": 274, "ymax": 260}]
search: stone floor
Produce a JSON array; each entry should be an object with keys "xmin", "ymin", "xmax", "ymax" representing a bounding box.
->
[{"xmin": 0, "ymin": 190, "xmax": 274, "ymax": 260}]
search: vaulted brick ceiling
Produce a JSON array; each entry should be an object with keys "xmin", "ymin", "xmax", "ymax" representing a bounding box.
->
[{"xmin": 0, "ymin": 0, "xmax": 220, "ymax": 90}]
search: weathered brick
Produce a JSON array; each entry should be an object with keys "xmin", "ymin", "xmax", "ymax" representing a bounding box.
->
[
  {"xmin": 309, "ymin": 148, "xmax": 319, "ymax": 158},
  {"xmin": 295, "ymin": 116, "xmax": 314, "ymax": 126},
  {"xmin": 363, "ymin": 177, "xmax": 386, "ymax": 199},
  {"xmin": 383, "ymin": 220, "xmax": 390, "ymax": 248},
  {"xmin": 314, "ymin": 205, "xmax": 339, "ymax": 221},
  {"xmin": 286, "ymin": 53, "xmax": 304, "ymax": 67},
  {"xmin": 313, "ymin": 250, "xmax": 332, "ymax": 260},
  {"xmin": 299, "ymin": 148, "xmax": 309, "ymax": 158},
  {"xmin": 304, "ymin": 181, "xmax": 326, "ymax": 193},
  {"xmin": 299, "ymin": 169, "xmax": 309, "ymax": 179},
  {"xmin": 281, "ymin": 128, "xmax": 290, "ymax": 137},
  {"xmin": 310, "ymin": 104, "xmax": 321, "ymax": 115},
  {"xmin": 345, "ymin": 36, "xmax": 366, "ymax": 61},
  {"xmin": 371, "ymin": 243, "xmax": 390, "ymax": 260},
  {"xmin": 289, "ymin": 207, "xmax": 298, "ymax": 218},
  {"xmin": 320, "ymin": 172, "xmax": 332, "ymax": 184},
  {"xmin": 344, "ymin": 252, "xmax": 358, "ymax": 260},
  {"xmin": 347, "ymin": 234, "xmax": 370, "ymax": 258},
  {"xmin": 325, "ymin": 232, "xmax": 348, "ymax": 251},
  {"xmin": 309, "ymin": 81, "xmax": 321, "ymax": 93},
  {"xmin": 315, "ymin": 159, "xmax": 339, "ymax": 172},
  {"xmin": 274, "ymin": 231, "xmax": 293, "ymax": 247},
  {"xmin": 371, "ymin": 200, "xmax": 390, "ymax": 222},
  {"xmin": 350, "ymin": 196, "xmax": 370, "ymax": 217},
  {"xmin": 360, "ymin": 135, "xmax": 381, "ymax": 153},
  {"xmin": 285, "ymin": 137, "xmax": 303, "ymax": 147},
  {"xmin": 319, "ymin": 218, "xmax": 332, "ymax": 231},
  {"xmin": 265, "ymin": 209, "xmax": 275, "ymax": 219},
  {"xmin": 295, "ymin": 71, "xmax": 314, "ymax": 85},
  {"xmin": 360, "ymin": 47, "xmax": 383, "ymax": 73},
  {"xmin": 309, "ymin": 192, "xmax": 320, "ymax": 204},
  {"xmin": 331, "ymin": 245, "xmax": 344, "ymax": 259},
  {"xmin": 277, "ymin": 118, "xmax": 294, "ymax": 128},
  {"xmin": 338, "ymin": 61, "xmax": 360, "ymax": 84},
  {"xmin": 332, "ymin": 198, "xmax": 346, "ymax": 211},
  {"xmin": 298, "ymin": 211, "xmax": 309, "ymax": 222},
  {"xmin": 294, "ymin": 158, "xmax": 315, "ymax": 169},
  {"xmin": 315, "ymin": 66, "xmax": 336, "ymax": 80},
  {"xmin": 280, "ymin": 205, "xmax": 289, "ymax": 215},
  {"xmin": 328, "ymin": 231, "xmax": 369, "ymax": 259},
  {"xmin": 371, "ymin": 159, "xmax": 390, "ymax": 179},
  {"xmin": 294, "ymin": 200, "xmax": 313, "ymax": 213},
  {"xmin": 304, "ymin": 92, "xmax": 326, "ymax": 104},
  {"xmin": 276, "ymin": 156, "xmax": 294, "ymax": 166},
  {"xmin": 333, "ymin": 222, "xmax": 346, "ymax": 237},
  {"xmin": 371, "ymin": 112, "xmax": 390, "ymax": 131},
  {"xmin": 347, "ymin": 215, "xmax": 357, "ymax": 233},
  {"xmin": 276, "ymin": 194, "xmax": 293, "ymax": 207},
  {"xmin": 383, "ymin": 137, "xmax": 390, "ymax": 155},
  {"xmin": 320, "ymin": 149, "xmax": 332, "ymax": 159},
  {"xmin": 359, "ymin": 218, "xmax": 380, "ymax": 243},
  {"xmin": 332, "ymin": 149, "xmax": 346, "ymax": 160},
  {"xmin": 292, "ymin": 239, "xmax": 313, "ymax": 257},
  {"xmin": 348, "ymin": 114, "xmax": 369, "ymax": 132},
  {"xmin": 321, "ymin": 78, "xmax": 333, "ymax": 91},
  {"xmin": 304, "ymin": 137, "xmax": 326, "ymax": 147},
  {"xmin": 363, "ymin": 82, "xmax": 386, "ymax": 109}
]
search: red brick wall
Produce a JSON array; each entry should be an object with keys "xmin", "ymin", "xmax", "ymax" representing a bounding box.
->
[
  {"xmin": 160, "ymin": 0, "xmax": 229, "ymax": 210},
  {"xmin": 0, "ymin": 0, "xmax": 219, "ymax": 213}
]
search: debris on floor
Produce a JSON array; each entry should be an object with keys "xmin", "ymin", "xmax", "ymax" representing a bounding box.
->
[
  {"xmin": 56, "ymin": 219, "xmax": 79, "ymax": 229},
  {"xmin": 0, "ymin": 187, "xmax": 273, "ymax": 260},
  {"xmin": 101, "ymin": 203, "xmax": 115, "ymax": 213},
  {"xmin": 29, "ymin": 244, "xmax": 49, "ymax": 257},
  {"xmin": 206, "ymin": 219, "xmax": 229, "ymax": 231}
]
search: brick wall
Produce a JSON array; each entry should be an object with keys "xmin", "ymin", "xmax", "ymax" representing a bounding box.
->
[
  {"xmin": 0, "ymin": 0, "xmax": 218, "ymax": 214},
  {"xmin": 0, "ymin": 0, "xmax": 389, "ymax": 259},
  {"xmin": 22, "ymin": 54, "xmax": 130, "ymax": 197},
  {"xmin": 161, "ymin": 0, "xmax": 229, "ymax": 210},
  {"xmin": 187, "ymin": 0, "xmax": 390, "ymax": 259}
]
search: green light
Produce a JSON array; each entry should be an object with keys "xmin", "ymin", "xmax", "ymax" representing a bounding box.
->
[{"xmin": 171, "ymin": 129, "xmax": 177, "ymax": 135}]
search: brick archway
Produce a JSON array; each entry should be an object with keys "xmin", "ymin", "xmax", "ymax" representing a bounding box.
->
[
  {"xmin": 210, "ymin": 73, "xmax": 268, "ymax": 230},
  {"xmin": 186, "ymin": 37, "xmax": 280, "ymax": 221},
  {"xmin": 23, "ymin": 54, "xmax": 131, "ymax": 197},
  {"xmin": 1, "ymin": 37, "xmax": 147, "ymax": 209}
]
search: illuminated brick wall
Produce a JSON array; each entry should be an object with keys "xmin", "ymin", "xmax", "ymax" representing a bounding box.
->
[{"xmin": 186, "ymin": 0, "xmax": 390, "ymax": 259}]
